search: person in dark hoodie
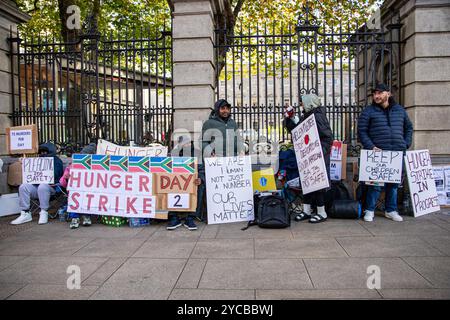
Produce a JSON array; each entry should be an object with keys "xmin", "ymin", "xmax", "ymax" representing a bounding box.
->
[
  {"xmin": 201, "ymin": 99, "xmax": 244, "ymax": 158},
  {"xmin": 358, "ymin": 83, "xmax": 413, "ymax": 222},
  {"xmin": 11, "ymin": 142, "xmax": 64, "ymax": 225},
  {"xmin": 283, "ymin": 94, "xmax": 333, "ymax": 223}
]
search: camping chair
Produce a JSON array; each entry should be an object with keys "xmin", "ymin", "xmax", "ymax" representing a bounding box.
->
[{"xmin": 30, "ymin": 183, "xmax": 68, "ymax": 219}]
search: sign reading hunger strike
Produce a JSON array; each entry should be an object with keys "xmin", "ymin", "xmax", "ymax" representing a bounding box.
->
[
  {"xmin": 291, "ymin": 114, "xmax": 329, "ymax": 194},
  {"xmin": 67, "ymin": 155, "xmax": 197, "ymax": 219}
]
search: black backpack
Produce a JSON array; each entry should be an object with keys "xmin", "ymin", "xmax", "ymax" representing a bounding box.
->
[{"xmin": 242, "ymin": 193, "xmax": 290, "ymax": 230}]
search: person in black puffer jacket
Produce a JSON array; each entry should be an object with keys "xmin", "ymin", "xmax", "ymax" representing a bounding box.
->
[
  {"xmin": 357, "ymin": 83, "xmax": 413, "ymax": 223},
  {"xmin": 284, "ymin": 94, "xmax": 333, "ymax": 223}
]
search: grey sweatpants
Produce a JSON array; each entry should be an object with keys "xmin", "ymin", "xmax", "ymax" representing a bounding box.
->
[{"xmin": 19, "ymin": 184, "xmax": 56, "ymax": 211}]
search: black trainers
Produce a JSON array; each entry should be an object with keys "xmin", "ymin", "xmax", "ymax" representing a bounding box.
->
[
  {"xmin": 183, "ymin": 216, "xmax": 198, "ymax": 231},
  {"xmin": 166, "ymin": 216, "xmax": 182, "ymax": 230}
]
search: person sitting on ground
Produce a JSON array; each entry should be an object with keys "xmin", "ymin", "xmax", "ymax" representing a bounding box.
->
[
  {"xmin": 283, "ymin": 94, "xmax": 333, "ymax": 223},
  {"xmin": 59, "ymin": 143, "xmax": 97, "ymax": 229},
  {"xmin": 11, "ymin": 142, "xmax": 64, "ymax": 225}
]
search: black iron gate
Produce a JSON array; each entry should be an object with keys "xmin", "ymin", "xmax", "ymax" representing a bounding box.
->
[
  {"xmin": 214, "ymin": 5, "xmax": 401, "ymax": 155},
  {"xmin": 9, "ymin": 26, "xmax": 173, "ymax": 153}
]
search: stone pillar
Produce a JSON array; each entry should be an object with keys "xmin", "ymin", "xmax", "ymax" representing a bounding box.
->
[
  {"xmin": 172, "ymin": 0, "xmax": 224, "ymax": 146},
  {"xmin": 0, "ymin": 1, "xmax": 29, "ymax": 156},
  {"xmin": 399, "ymin": 0, "xmax": 450, "ymax": 163}
]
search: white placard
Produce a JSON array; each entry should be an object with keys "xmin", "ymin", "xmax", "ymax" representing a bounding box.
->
[
  {"xmin": 97, "ymin": 139, "xmax": 167, "ymax": 157},
  {"xmin": 205, "ymin": 156, "xmax": 254, "ymax": 225},
  {"xmin": 330, "ymin": 161, "xmax": 342, "ymax": 181},
  {"xmin": 291, "ymin": 114, "xmax": 329, "ymax": 194},
  {"xmin": 10, "ymin": 129, "xmax": 32, "ymax": 151},
  {"xmin": 359, "ymin": 149, "xmax": 403, "ymax": 183},
  {"xmin": 22, "ymin": 157, "xmax": 54, "ymax": 184},
  {"xmin": 167, "ymin": 193, "xmax": 190, "ymax": 209},
  {"xmin": 405, "ymin": 150, "xmax": 440, "ymax": 217}
]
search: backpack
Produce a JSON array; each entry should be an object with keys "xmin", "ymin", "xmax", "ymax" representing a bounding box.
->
[
  {"xmin": 242, "ymin": 193, "xmax": 290, "ymax": 230},
  {"xmin": 324, "ymin": 181, "xmax": 352, "ymax": 212}
]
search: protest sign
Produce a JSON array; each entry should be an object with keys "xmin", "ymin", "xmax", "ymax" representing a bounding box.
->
[
  {"xmin": 405, "ymin": 150, "xmax": 440, "ymax": 217},
  {"xmin": 22, "ymin": 157, "xmax": 54, "ymax": 184},
  {"xmin": 68, "ymin": 155, "xmax": 197, "ymax": 218},
  {"xmin": 291, "ymin": 114, "xmax": 329, "ymax": 194},
  {"xmin": 359, "ymin": 149, "xmax": 403, "ymax": 183},
  {"xmin": 252, "ymin": 168, "xmax": 277, "ymax": 192},
  {"xmin": 6, "ymin": 125, "xmax": 38, "ymax": 154},
  {"xmin": 330, "ymin": 141, "xmax": 347, "ymax": 181},
  {"xmin": 205, "ymin": 156, "xmax": 254, "ymax": 225},
  {"xmin": 97, "ymin": 139, "xmax": 168, "ymax": 157},
  {"xmin": 433, "ymin": 167, "xmax": 447, "ymax": 206},
  {"xmin": 444, "ymin": 167, "xmax": 450, "ymax": 206}
]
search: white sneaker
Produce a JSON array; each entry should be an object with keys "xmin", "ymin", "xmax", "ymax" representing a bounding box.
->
[
  {"xmin": 11, "ymin": 211, "xmax": 32, "ymax": 225},
  {"xmin": 363, "ymin": 210, "xmax": 374, "ymax": 222},
  {"xmin": 385, "ymin": 211, "xmax": 403, "ymax": 222},
  {"xmin": 38, "ymin": 210, "xmax": 49, "ymax": 225}
]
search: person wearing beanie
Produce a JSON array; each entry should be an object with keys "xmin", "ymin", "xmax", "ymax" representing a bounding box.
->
[
  {"xmin": 283, "ymin": 94, "xmax": 333, "ymax": 223},
  {"xmin": 358, "ymin": 83, "xmax": 413, "ymax": 222},
  {"xmin": 59, "ymin": 143, "xmax": 97, "ymax": 229}
]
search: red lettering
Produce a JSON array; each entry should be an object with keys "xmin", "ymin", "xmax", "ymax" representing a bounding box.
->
[
  {"xmin": 110, "ymin": 174, "xmax": 121, "ymax": 188},
  {"xmin": 115, "ymin": 196, "xmax": 119, "ymax": 213},
  {"xmin": 139, "ymin": 175, "xmax": 151, "ymax": 193},
  {"xmin": 97, "ymin": 172, "xmax": 107, "ymax": 189},
  {"xmin": 125, "ymin": 175, "xmax": 133, "ymax": 191},
  {"xmin": 171, "ymin": 176, "xmax": 181, "ymax": 190},
  {"xmin": 69, "ymin": 192, "xmax": 80, "ymax": 210},
  {"xmin": 180, "ymin": 175, "xmax": 193, "ymax": 191},
  {"xmin": 143, "ymin": 197, "xmax": 153, "ymax": 214},
  {"xmin": 160, "ymin": 175, "xmax": 170, "ymax": 189},
  {"xmin": 69, "ymin": 171, "xmax": 81, "ymax": 189},
  {"xmin": 99, "ymin": 195, "xmax": 108, "ymax": 212},
  {"xmin": 85, "ymin": 172, "xmax": 94, "ymax": 188},
  {"xmin": 126, "ymin": 197, "xmax": 137, "ymax": 214},
  {"xmin": 86, "ymin": 194, "xmax": 95, "ymax": 210}
]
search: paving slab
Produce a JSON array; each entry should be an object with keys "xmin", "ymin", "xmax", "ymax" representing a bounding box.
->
[
  {"xmin": 379, "ymin": 288, "xmax": 450, "ymax": 299},
  {"xmin": 73, "ymin": 238, "xmax": 146, "ymax": 258},
  {"xmin": 0, "ymin": 256, "xmax": 107, "ymax": 285},
  {"xmin": 191, "ymin": 239, "xmax": 254, "ymax": 259},
  {"xmin": 198, "ymin": 259, "xmax": 313, "ymax": 290},
  {"xmin": 361, "ymin": 220, "xmax": 449, "ymax": 237},
  {"xmin": 169, "ymin": 289, "xmax": 255, "ymax": 300},
  {"xmin": 83, "ymin": 257, "xmax": 127, "ymax": 286},
  {"xmin": 0, "ymin": 256, "xmax": 28, "ymax": 272},
  {"xmin": 403, "ymin": 257, "xmax": 450, "ymax": 288},
  {"xmin": 63, "ymin": 224, "xmax": 144, "ymax": 239},
  {"xmin": 0, "ymin": 237, "xmax": 94, "ymax": 257},
  {"xmin": 418, "ymin": 235, "xmax": 450, "ymax": 256},
  {"xmin": 175, "ymin": 259, "xmax": 207, "ymax": 289},
  {"xmin": 254, "ymin": 239, "xmax": 348, "ymax": 259},
  {"xmin": 7, "ymin": 284, "xmax": 99, "ymax": 300},
  {"xmin": 256, "ymin": 289, "xmax": 382, "ymax": 300},
  {"xmin": 0, "ymin": 283, "xmax": 25, "ymax": 300},
  {"xmin": 303, "ymin": 257, "xmax": 433, "ymax": 290},
  {"xmin": 199, "ymin": 225, "xmax": 220, "ymax": 239},
  {"xmin": 336, "ymin": 236, "xmax": 444, "ymax": 257},
  {"xmin": 291, "ymin": 220, "xmax": 372, "ymax": 239},
  {"xmin": 216, "ymin": 223, "xmax": 293, "ymax": 239},
  {"xmin": 89, "ymin": 258, "xmax": 186, "ymax": 300},
  {"xmin": 132, "ymin": 239, "xmax": 196, "ymax": 259}
]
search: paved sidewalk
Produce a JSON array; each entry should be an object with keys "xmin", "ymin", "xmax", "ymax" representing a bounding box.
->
[{"xmin": 1, "ymin": 211, "xmax": 450, "ymax": 300}]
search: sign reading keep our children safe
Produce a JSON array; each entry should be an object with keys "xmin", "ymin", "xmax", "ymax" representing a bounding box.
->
[
  {"xmin": 67, "ymin": 155, "xmax": 197, "ymax": 219},
  {"xmin": 359, "ymin": 149, "xmax": 403, "ymax": 183}
]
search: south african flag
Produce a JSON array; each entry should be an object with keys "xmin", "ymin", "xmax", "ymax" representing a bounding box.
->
[
  {"xmin": 150, "ymin": 157, "xmax": 172, "ymax": 173},
  {"xmin": 72, "ymin": 154, "xmax": 91, "ymax": 170},
  {"xmin": 128, "ymin": 156, "xmax": 150, "ymax": 173},
  {"xmin": 91, "ymin": 155, "xmax": 110, "ymax": 171},
  {"xmin": 110, "ymin": 156, "xmax": 128, "ymax": 172},
  {"xmin": 173, "ymin": 157, "xmax": 196, "ymax": 174}
]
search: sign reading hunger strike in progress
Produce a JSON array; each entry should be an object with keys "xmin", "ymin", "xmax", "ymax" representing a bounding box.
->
[
  {"xmin": 22, "ymin": 157, "xmax": 54, "ymax": 184},
  {"xmin": 359, "ymin": 149, "xmax": 403, "ymax": 183},
  {"xmin": 205, "ymin": 156, "xmax": 254, "ymax": 225},
  {"xmin": 291, "ymin": 114, "xmax": 329, "ymax": 194},
  {"xmin": 405, "ymin": 150, "xmax": 440, "ymax": 217},
  {"xmin": 67, "ymin": 155, "xmax": 197, "ymax": 219},
  {"xmin": 97, "ymin": 139, "xmax": 167, "ymax": 157}
]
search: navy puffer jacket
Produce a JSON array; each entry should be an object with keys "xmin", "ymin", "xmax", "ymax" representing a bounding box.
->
[{"xmin": 357, "ymin": 99, "xmax": 413, "ymax": 151}]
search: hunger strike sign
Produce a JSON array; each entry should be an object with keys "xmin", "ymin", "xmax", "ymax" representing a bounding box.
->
[
  {"xmin": 67, "ymin": 155, "xmax": 197, "ymax": 219},
  {"xmin": 291, "ymin": 114, "xmax": 329, "ymax": 194}
]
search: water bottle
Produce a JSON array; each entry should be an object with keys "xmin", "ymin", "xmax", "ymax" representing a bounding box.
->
[{"xmin": 58, "ymin": 207, "xmax": 66, "ymax": 222}]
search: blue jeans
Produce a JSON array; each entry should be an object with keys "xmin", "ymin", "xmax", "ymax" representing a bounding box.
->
[{"xmin": 365, "ymin": 183, "xmax": 399, "ymax": 212}]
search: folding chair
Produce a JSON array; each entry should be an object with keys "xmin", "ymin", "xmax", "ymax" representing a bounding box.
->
[{"xmin": 30, "ymin": 183, "xmax": 68, "ymax": 219}]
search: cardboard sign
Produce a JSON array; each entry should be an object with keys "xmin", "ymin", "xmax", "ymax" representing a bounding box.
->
[
  {"xmin": 205, "ymin": 156, "xmax": 254, "ymax": 225},
  {"xmin": 252, "ymin": 168, "xmax": 277, "ymax": 192},
  {"xmin": 67, "ymin": 155, "xmax": 197, "ymax": 218},
  {"xmin": 22, "ymin": 157, "xmax": 54, "ymax": 184},
  {"xmin": 97, "ymin": 139, "xmax": 167, "ymax": 157},
  {"xmin": 359, "ymin": 149, "xmax": 403, "ymax": 183},
  {"xmin": 291, "ymin": 114, "xmax": 329, "ymax": 194},
  {"xmin": 405, "ymin": 150, "xmax": 440, "ymax": 217},
  {"xmin": 6, "ymin": 125, "xmax": 39, "ymax": 154},
  {"xmin": 167, "ymin": 194, "xmax": 190, "ymax": 209},
  {"xmin": 330, "ymin": 142, "xmax": 347, "ymax": 181}
]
